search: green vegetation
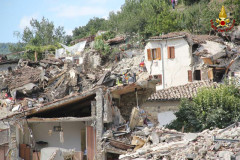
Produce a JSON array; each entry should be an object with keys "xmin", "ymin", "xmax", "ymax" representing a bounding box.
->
[
  {"xmin": 0, "ymin": 43, "xmax": 12, "ymax": 54},
  {"xmin": 72, "ymin": 17, "xmax": 107, "ymax": 40},
  {"xmin": 167, "ymin": 81, "xmax": 240, "ymax": 132},
  {"xmin": 94, "ymin": 36, "xmax": 111, "ymax": 56},
  {"xmin": 11, "ymin": 17, "xmax": 65, "ymax": 61},
  {"xmin": 72, "ymin": 0, "xmax": 237, "ymax": 40},
  {"xmin": 9, "ymin": 0, "xmax": 238, "ymax": 60}
]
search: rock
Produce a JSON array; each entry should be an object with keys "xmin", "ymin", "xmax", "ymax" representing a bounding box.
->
[
  {"xmin": 183, "ymin": 133, "xmax": 198, "ymax": 141},
  {"xmin": 214, "ymin": 143, "xmax": 222, "ymax": 151},
  {"xmin": 194, "ymin": 146, "xmax": 199, "ymax": 152},
  {"xmin": 185, "ymin": 153, "xmax": 196, "ymax": 159},
  {"xmin": 231, "ymin": 131, "xmax": 238, "ymax": 139},
  {"xmin": 199, "ymin": 148, "xmax": 207, "ymax": 156},
  {"xmin": 142, "ymin": 127, "xmax": 151, "ymax": 136},
  {"xmin": 218, "ymin": 151, "xmax": 234, "ymax": 160},
  {"xmin": 150, "ymin": 131, "xmax": 159, "ymax": 145},
  {"xmin": 235, "ymin": 152, "xmax": 240, "ymax": 160}
]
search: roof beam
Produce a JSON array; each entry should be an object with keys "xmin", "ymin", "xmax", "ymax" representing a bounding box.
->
[{"xmin": 27, "ymin": 116, "xmax": 94, "ymax": 123}]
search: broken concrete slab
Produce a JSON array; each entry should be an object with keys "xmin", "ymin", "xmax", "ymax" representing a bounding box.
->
[{"xmin": 183, "ymin": 133, "xmax": 198, "ymax": 141}]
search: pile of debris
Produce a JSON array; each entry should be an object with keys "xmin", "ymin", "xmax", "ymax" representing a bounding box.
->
[
  {"xmin": 0, "ymin": 48, "xmax": 149, "ymax": 118},
  {"xmin": 0, "ymin": 58, "xmax": 84, "ymax": 114},
  {"xmin": 101, "ymin": 106, "xmax": 240, "ymax": 160},
  {"xmin": 115, "ymin": 122, "xmax": 240, "ymax": 160}
]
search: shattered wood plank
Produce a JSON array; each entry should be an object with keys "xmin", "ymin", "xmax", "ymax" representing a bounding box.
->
[
  {"xmin": 208, "ymin": 68, "xmax": 214, "ymax": 80},
  {"xmin": 201, "ymin": 57, "xmax": 213, "ymax": 65},
  {"xmin": 53, "ymin": 74, "xmax": 66, "ymax": 89},
  {"xmin": 108, "ymin": 139, "xmax": 135, "ymax": 150},
  {"xmin": 97, "ymin": 71, "xmax": 110, "ymax": 85},
  {"xmin": 131, "ymin": 136, "xmax": 145, "ymax": 151},
  {"xmin": 105, "ymin": 146, "xmax": 127, "ymax": 155},
  {"xmin": 48, "ymin": 71, "xmax": 66, "ymax": 85},
  {"xmin": 129, "ymin": 107, "xmax": 141, "ymax": 130}
]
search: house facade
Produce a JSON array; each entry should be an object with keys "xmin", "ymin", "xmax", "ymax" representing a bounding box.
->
[
  {"xmin": 142, "ymin": 81, "xmax": 217, "ymax": 127},
  {"xmin": 144, "ymin": 32, "xmax": 206, "ymax": 90}
]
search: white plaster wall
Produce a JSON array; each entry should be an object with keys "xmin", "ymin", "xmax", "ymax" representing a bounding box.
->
[
  {"xmin": 142, "ymin": 101, "xmax": 179, "ymax": 117},
  {"xmin": 142, "ymin": 101, "xmax": 179, "ymax": 127},
  {"xmin": 145, "ymin": 38, "xmax": 192, "ymax": 90},
  {"xmin": 31, "ymin": 122, "xmax": 85, "ymax": 151},
  {"xmin": 158, "ymin": 111, "xmax": 176, "ymax": 127}
]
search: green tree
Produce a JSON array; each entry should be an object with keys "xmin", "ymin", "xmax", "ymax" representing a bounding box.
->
[
  {"xmin": 13, "ymin": 17, "xmax": 65, "ymax": 61},
  {"xmin": 94, "ymin": 36, "xmax": 111, "ymax": 56},
  {"xmin": 225, "ymin": 0, "xmax": 240, "ymax": 25},
  {"xmin": 141, "ymin": 0, "xmax": 179, "ymax": 36},
  {"xmin": 179, "ymin": 1, "xmax": 222, "ymax": 34},
  {"xmin": 168, "ymin": 81, "xmax": 240, "ymax": 132},
  {"xmin": 72, "ymin": 17, "xmax": 107, "ymax": 40}
]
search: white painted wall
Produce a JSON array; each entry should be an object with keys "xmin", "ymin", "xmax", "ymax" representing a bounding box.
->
[
  {"xmin": 31, "ymin": 122, "xmax": 85, "ymax": 151},
  {"xmin": 145, "ymin": 38, "xmax": 192, "ymax": 90},
  {"xmin": 158, "ymin": 111, "xmax": 176, "ymax": 127}
]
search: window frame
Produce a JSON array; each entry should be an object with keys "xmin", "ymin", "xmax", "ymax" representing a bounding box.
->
[
  {"xmin": 147, "ymin": 48, "xmax": 161, "ymax": 61},
  {"xmin": 168, "ymin": 46, "xmax": 175, "ymax": 59}
]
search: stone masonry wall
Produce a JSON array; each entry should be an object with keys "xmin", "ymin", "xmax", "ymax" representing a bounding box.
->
[{"xmin": 117, "ymin": 88, "xmax": 155, "ymax": 120}]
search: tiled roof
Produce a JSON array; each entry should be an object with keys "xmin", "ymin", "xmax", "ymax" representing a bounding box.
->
[
  {"xmin": 147, "ymin": 81, "xmax": 218, "ymax": 101},
  {"xmin": 149, "ymin": 32, "xmax": 188, "ymax": 40},
  {"xmin": 149, "ymin": 32, "xmax": 222, "ymax": 44}
]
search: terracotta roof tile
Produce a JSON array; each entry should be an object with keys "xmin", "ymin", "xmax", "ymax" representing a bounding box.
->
[
  {"xmin": 149, "ymin": 32, "xmax": 188, "ymax": 40},
  {"xmin": 147, "ymin": 81, "xmax": 218, "ymax": 101},
  {"xmin": 148, "ymin": 32, "xmax": 222, "ymax": 44}
]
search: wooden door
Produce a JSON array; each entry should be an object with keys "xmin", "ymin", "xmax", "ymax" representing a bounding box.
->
[{"xmin": 86, "ymin": 126, "xmax": 96, "ymax": 160}]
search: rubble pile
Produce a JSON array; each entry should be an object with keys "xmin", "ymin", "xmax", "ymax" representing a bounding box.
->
[
  {"xmin": 0, "ymin": 58, "xmax": 85, "ymax": 115},
  {"xmin": 101, "ymin": 106, "xmax": 240, "ymax": 160},
  {"xmin": 117, "ymin": 123, "xmax": 240, "ymax": 160},
  {"xmin": 0, "ymin": 48, "xmax": 149, "ymax": 118}
]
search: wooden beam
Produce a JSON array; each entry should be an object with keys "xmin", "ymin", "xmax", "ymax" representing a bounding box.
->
[{"xmin": 27, "ymin": 116, "xmax": 94, "ymax": 123}]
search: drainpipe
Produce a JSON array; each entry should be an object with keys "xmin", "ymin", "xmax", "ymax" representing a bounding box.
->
[{"xmin": 161, "ymin": 40, "xmax": 167, "ymax": 89}]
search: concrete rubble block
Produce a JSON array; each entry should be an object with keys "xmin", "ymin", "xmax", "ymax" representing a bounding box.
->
[
  {"xmin": 218, "ymin": 151, "xmax": 234, "ymax": 160},
  {"xmin": 183, "ymin": 133, "xmax": 198, "ymax": 141},
  {"xmin": 150, "ymin": 131, "xmax": 159, "ymax": 145},
  {"xmin": 214, "ymin": 143, "xmax": 222, "ymax": 151},
  {"xmin": 235, "ymin": 152, "xmax": 240, "ymax": 160}
]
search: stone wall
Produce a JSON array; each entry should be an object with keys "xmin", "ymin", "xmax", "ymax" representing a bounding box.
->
[
  {"xmin": 141, "ymin": 100, "xmax": 179, "ymax": 117},
  {"xmin": 117, "ymin": 88, "xmax": 155, "ymax": 120}
]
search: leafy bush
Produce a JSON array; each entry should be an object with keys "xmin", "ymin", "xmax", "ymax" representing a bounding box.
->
[
  {"xmin": 101, "ymin": 31, "xmax": 116, "ymax": 41},
  {"xmin": 94, "ymin": 37, "xmax": 110, "ymax": 56},
  {"xmin": 167, "ymin": 81, "xmax": 240, "ymax": 132}
]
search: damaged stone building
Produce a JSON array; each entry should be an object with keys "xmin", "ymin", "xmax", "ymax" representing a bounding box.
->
[
  {"xmin": 0, "ymin": 28, "xmax": 240, "ymax": 160},
  {"xmin": 0, "ymin": 52, "xmax": 157, "ymax": 160},
  {"xmin": 144, "ymin": 32, "xmax": 240, "ymax": 90},
  {"xmin": 0, "ymin": 84, "xmax": 156, "ymax": 160}
]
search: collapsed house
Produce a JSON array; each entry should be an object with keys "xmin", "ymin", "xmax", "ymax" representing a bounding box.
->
[
  {"xmin": 0, "ymin": 46, "xmax": 157, "ymax": 160},
  {"xmin": 144, "ymin": 32, "xmax": 240, "ymax": 90},
  {"xmin": 0, "ymin": 29, "xmax": 239, "ymax": 159},
  {"xmin": 55, "ymin": 35, "xmax": 96, "ymax": 65}
]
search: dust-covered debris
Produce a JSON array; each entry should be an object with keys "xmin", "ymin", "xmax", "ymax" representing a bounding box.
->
[{"xmin": 119, "ymin": 123, "xmax": 240, "ymax": 160}]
